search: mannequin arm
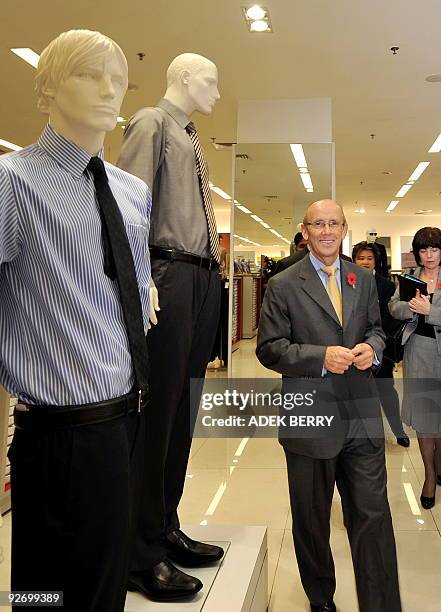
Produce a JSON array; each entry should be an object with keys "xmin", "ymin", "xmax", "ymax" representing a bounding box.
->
[{"xmin": 117, "ymin": 108, "xmax": 165, "ymax": 189}]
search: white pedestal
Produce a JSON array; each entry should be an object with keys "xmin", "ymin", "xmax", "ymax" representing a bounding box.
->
[{"xmin": 125, "ymin": 525, "xmax": 267, "ymax": 612}]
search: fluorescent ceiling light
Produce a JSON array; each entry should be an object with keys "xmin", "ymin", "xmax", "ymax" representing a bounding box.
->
[
  {"xmin": 300, "ymin": 173, "xmax": 313, "ymax": 190},
  {"xmin": 429, "ymin": 133, "xmax": 441, "ymax": 153},
  {"xmin": 280, "ymin": 238, "xmax": 291, "ymax": 244},
  {"xmin": 269, "ymin": 229, "xmax": 282, "ymax": 237},
  {"xmin": 395, "ymin": 184, "xmax": 413, "ymax": 198},
  {"xmin": 407, "ymin": 161, "xmax": 430, "ymax": 182},
  {"xmin": 210, "ymin": 185, "xmax": 231, "ymax": 200},
  {"xmin": 236, "ymin": 205, "xmax": 251, "ymax": 214},
  {"xmin": 306, "ymin": 188, "xmax": 314, "ymax": 193},
  {"xmin": 290, "ymin": 144, "xmax": 307, "ymax": 168},
  {"xmin": 116, "ymin": 116, "xmax": 126, "ymax": 123},
  {"xmin": 10, "ymin": 47, "xmax": 40, "ymax": 68},
  {"xmin": 246, "ymin": 5, "xmax": 266, "ymax": 20},
  {"xmin": 260, "ymin": 222, "xmax": 271, "ymax": 228},
  {"xmin": 386, "ymin": 200, "xmax": 399, "ymax": 212},
  {"xmin": 251, "ymin": 214, "xmax": 263, "ymax": 223},
  {"xmin": 250, "ymin": 19, "xmax": 270, "ymax": 32},
  {"xmin": 0, "ymin": 138, "xmax": 22, "ymax": 151}
]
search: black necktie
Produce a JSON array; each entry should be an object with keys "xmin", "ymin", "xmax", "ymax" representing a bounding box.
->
[{"xmin": 86, "ymin": 156, "xmax": 149, "ymax": 395}]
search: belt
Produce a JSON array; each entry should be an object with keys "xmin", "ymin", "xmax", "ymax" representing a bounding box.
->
[
  {"xmin": 150, "ymin": 247, "xmax": 219, "ymax": 270},
  {"xmin": 14, "ymin": 390, "xmax": 148, "ymax": 430}
]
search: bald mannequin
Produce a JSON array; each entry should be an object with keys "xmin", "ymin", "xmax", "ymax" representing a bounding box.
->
[{"xmin": 117, "ymin": 53, "xmax": 223, "ymax": 601}]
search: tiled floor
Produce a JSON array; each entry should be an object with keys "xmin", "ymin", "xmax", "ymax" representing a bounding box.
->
[{"xmin": 0, "ymin": 339, "xmax": 440, "ymax": 611}]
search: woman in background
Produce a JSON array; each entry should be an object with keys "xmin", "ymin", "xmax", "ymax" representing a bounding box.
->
[
  {"xmin": 389, "ymin": 227, "xmax": 441, "ymax": 509},
  {"xmin": 352, "ymin": 241, "xmax": 409, "ymax": 447}
]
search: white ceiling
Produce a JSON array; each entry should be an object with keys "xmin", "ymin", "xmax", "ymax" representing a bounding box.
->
[{"xmin": 2, "ymin": 0, "xmax": 441, "ymax": 246}]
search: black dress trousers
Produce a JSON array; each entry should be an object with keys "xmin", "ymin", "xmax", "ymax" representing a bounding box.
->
[
  {"xmin": 10, "ymin": 410, "xmax": 145, "ymax": 612},
  {"xmin": 284, "ymin": 420, "xmax": 401, "ymax": 612},
  {"xmin": 132, "ymin": 259, "xmax": 220, "ymax": 571}
]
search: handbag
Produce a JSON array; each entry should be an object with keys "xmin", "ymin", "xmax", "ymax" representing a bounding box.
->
[{"xmin": 385, "ymin": 320, "xmax": 408, "ymax": 364}]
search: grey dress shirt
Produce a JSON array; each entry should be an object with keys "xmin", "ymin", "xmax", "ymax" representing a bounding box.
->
[{"xmin": 117, "ymin": 98, "xmax": 210, "ymax": 257}]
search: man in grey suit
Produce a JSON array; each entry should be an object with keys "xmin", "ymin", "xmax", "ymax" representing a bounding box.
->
[{"xmin": 256, "ymin": 200, "xmax": 401, "ymax": 612}]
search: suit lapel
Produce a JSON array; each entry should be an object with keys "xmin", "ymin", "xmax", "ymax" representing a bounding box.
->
[
  {"xmin": 340, "ymin": 259, "xmax": 356, "ymax": 330},
  {"xmin": 299, "ymin": 256, "xmax": 341, "ymax": 326}
]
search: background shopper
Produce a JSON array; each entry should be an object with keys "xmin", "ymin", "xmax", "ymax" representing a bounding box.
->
[
  {"xmin": 352, "ymin": 241, "xmax": 409, "ymax": 447},
  {"xmin": 389, "ymin": 227, "xmax": 441, "ymax": 509}
]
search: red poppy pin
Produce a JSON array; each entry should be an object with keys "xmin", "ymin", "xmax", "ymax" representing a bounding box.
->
[
  {"xmin": 437, "ymin": 281, "xmax": 441, "ymax": 290},
  {"xmin": 347, "ymin": 272, "xmax": 357, "ymax": 289}
]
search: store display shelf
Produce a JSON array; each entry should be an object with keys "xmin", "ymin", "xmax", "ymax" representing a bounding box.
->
[{"xmin": 125, "ymin": 525, "xmax": 267, "ymax": 612}]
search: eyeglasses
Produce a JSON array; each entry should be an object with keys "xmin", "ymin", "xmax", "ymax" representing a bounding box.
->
[{"xmin": 305, "ymin": 220, "xmax": 344, "ymax": 230}]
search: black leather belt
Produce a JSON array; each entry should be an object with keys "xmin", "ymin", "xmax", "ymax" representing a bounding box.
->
[
  {"xmin": 14, "ymin": 390, "xmax": 148, "ymax": 430},
  {"xmin": 150, "ymin": 247, "xmax": 219, "ymax": 270}
]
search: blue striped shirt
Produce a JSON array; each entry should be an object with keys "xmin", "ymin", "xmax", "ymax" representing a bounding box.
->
[{"xmin": 0, "ymin": 124, "xmax": 151, "ymax": 405}]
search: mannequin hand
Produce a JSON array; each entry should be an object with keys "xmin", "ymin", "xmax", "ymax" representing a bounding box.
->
[
  {"xmin": 409, "ymin": 290, "xmax": 431, "ymax": 315},
  {"xmin": 351, "ymin": 343, "xmax": 374, "ymax": 370},
  {"xmin": 149, "ymin": 286, "xmax": 160, "ymax": 325},
  {"xmin": 324, "ymin": 346, "xmax": 354, "ymax": 374}
]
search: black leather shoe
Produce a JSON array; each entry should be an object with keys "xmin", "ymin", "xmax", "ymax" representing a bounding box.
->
[
  {"xmin": 421, "ymin": 493, "xmax": 435, "ymax": 510},
  {"xmin": 165, "ymin": 529, "xmax": 224, "ymax": 567},
  {"xmin": 310, "ymin": 602, "xmax": 336, "ymax": 612},
  {"xmin": 396, "ymin": 435, "xmax": 410, "ymax": 448},
  {"xmin": 128, "ymin": 560, "xmax": 202, "ymax": 602}
]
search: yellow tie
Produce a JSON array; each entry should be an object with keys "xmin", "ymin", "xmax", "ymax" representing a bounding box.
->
[{"xmin": 321, "ymin": 265, "xmax": 342, "ymax": 324}]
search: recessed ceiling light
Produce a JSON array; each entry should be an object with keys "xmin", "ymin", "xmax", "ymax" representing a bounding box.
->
[
  {"xmin": 251, "ymin": 214, "xmax": 263, "ymax": 223},
  {"xmin": 428, "ymin": 132, "xmax": 441, "ymax": 153},
  {"xmin": 250, "ymin": 19, "xmax": 270, "ymax": 32},
  {"xmin": 236, "ymin": 204, "xmax": 252, "ymax": 214},
  {"xmin": 425, "ymin": 74, "xmax": 441, "ymax": 82},
  {"xmin": 415, "ymin": 209, "xmax": 433, "ymax": 214},
  {"xmin": 386, "ymin": 200, "xmax": 399, "ymax": 212},
  {"xmin": 395, "ymin": 184, "xmax": 413, "ymax": 198},
  {"xmin": 407, "ymin": 161, "xmax": 430, "ymax": 182},
  {"xmin": 0, "ymin": 138, "xmax": 22, "ymax": 151},
  {"xmin": 10, "ymin": 47, "xmax": 40, "ymax": 68},
  {"xmin": 290, "ymin": 144, "xmax": 307, "ymax": 168},
  {"xmin": 210, "ymin": 184, "xmax": 231, "ymax": 200},
  {"xmin": 300, "ymin": 173, "xmax": 313, "ymax": 190},
  {"xmin": 242, "ymin": 5, "xmax": 272, "ymax": 33},
  {"xmin": 381, "ymin": 171, "xmax": 392, "ymax": 175},
  {"xmin": 260, "ymin": 222, "xmax": 271, "ymax": 228},
  {"xmin": 246, "ymin": 5, "xmax": 266, "ymax": 20}
]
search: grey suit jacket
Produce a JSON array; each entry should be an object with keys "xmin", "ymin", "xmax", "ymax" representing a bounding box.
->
[
  {"xmin": 389, "ymin": 266, "xmax": 441, "ymax": 354},
  {"xmin": 256, "ymin": 255, "xmax": 386, "ymax": 458}
]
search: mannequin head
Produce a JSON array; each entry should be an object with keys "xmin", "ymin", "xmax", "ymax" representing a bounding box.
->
[
  {"xmin": 366, "ymin": 228, "xmax": 378, "ymax": 244},
  {"xmin": 35, "ymin": 29, "xmax": 128, "ymax": 153},
  {"xmin": 164, "ymin": 53, "xmax": 220, "ymax": 116}
]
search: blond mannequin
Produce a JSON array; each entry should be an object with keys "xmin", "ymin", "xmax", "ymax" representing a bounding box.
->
[{"xmin": 1, "ymin": 29, "xmax": 153, "ymax": 612}]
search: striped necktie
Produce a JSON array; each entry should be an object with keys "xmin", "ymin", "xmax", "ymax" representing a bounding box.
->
[
  {"xmin": 185, "ymin": 121, "xmax": 221, "ymax": 263},
  {"xmin": 321, "ymin": 265, "xmax": 343, "ymax": 324}
]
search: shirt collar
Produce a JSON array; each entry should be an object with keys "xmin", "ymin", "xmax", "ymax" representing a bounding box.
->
[
  {"xmin": 158, "ymin": 98, "xmax": 191, "ymax": 129},
  {"xmin": 37, "ymin": 124, "xmax": 104, "ymax": 179},
  {"xmin": 309, "ymin": 251, "xmax": 340, "ymax": 273}
]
